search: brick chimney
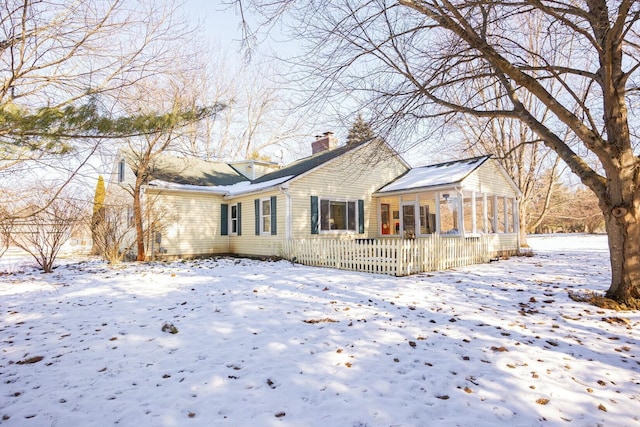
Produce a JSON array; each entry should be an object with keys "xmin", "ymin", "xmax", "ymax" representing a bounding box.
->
[{"xmin": 311, "ymin": 132, "xmax": 338, "ymax": 154}]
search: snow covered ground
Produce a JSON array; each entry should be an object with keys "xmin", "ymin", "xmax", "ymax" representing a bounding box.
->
[{"xmin": 0, "ymin": 234, "xmax": 638, "ymax": 427}]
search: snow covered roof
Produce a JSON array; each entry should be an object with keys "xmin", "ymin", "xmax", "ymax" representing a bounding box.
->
[
  {"xmin": 376, "ymin": 156, "xmax": 490, "ymax": 194},
  {"xmin": 122, "ymin": 149, "xmax": 248, "ymax": 187},
  {"xmin": 148, "ymin": 175, "xmax": 294, "ymax": 197},
  {"xmin": 143, "ymin": 138, "xmax": 384, "ymax": 197}
]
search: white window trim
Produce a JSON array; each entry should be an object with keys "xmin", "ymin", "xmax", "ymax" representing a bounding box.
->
[
  {"xmin": 230, "ymin": 203, "xmax": 238, "ymax": 236},
  {"xmin": 318, "ymin": 197, "xmax": 358, "ymax": 234},
  {"xmin": 260, "ymin": 198, "xmax": 271, "ymax": 235}
]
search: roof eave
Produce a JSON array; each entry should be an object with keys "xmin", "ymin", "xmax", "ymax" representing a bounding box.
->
[
  {"xmin": 145, "ymin": 183, "xmax": 228, "ymax": 196},
  {"xmin": 374, "ymin": 182, "xmax": 463, "ymax": 197},
  {"xmin": 223, "ymin": 181, "xmax": 291, "ymax": 200}
]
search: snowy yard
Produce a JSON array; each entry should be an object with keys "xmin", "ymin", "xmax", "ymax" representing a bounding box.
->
[{"xmin": 0, "ymin": 234, "xmax": 638, "ymax": 426}]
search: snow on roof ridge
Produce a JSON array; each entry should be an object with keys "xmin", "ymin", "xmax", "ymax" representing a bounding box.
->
[
  {"xmin": 148, "ymin": 174, "xmax": 295, "ymax": 197},
  {"xmin": 376, "ymin": 155, "xmax": 490, "ymax": 194}
]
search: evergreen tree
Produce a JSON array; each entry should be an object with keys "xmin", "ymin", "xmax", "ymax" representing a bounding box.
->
[
  {"xmin": 346, "ymin": 114, "xmax": 374, "ymax": 145},
  {"xmin": 90, "ymin": 175, "xmax": 106, "ymax": 256}
]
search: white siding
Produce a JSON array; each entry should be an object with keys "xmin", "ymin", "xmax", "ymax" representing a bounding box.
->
[
  {"xmin": 466, "ymin": 160, "xmax": 519, "ymax": 197},
  {"xmin": 289, "ymin": 143, "xmax": 409, "ymax": 240},
  {"xmin": 146, "ymin": 190, "xmax": 228, "ymax": 258},
  {"xmin": 227, "ymin": 190, "xmax": 285, "ymax": 257}
]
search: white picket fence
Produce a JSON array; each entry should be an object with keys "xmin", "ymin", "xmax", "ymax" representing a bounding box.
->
[{"xmin": 282, "ymin": 235, "xmax": 492, "ymax": 276}]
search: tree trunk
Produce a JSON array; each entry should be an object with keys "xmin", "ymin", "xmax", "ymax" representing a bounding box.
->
[
  {"xmin": 133, "ymin": 185, "xmax": 146, "ymax": 261},
  {"xmin": 519, "ymin": 200, "xmax": 528, "ymax": 247},
  {"xmin": 602, "ymin": 204, "xmax": 640, "ymax": 304}
]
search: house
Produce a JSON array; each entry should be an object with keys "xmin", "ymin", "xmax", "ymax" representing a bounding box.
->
[{"xmin": 106, "ymin": 132, "xmax": 521, "ymax": 274}]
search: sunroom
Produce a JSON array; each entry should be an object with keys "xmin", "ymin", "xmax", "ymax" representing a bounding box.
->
[{"xmin": 373, "ymin": 156, "xmax": 521, "ymax": 247}]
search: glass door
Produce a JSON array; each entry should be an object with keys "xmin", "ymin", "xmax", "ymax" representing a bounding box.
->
[{"xmin": 402, "ymin": 204, "xmax": 416, "ymax": 238}]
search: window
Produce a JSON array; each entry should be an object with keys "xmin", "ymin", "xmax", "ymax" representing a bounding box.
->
[
  {"xmin": 497, "ymin": 196, "xmax": 506, "ymax": 233},
  {"xmin": 118, "ymin": 159, "xmax": 125, "ymax": 183},
  {"xmin": 419, "ymin": 205, "xmax": 435, "ymax": 234},
  {"xmin": 487, "ymin": 196, "xmax": 496, "ymax": 233},
  {"xmin": 475, "ymin": 195, "xmax": 485, "ymax": 234},
  {"xmin": 230, "ymin": 204, "xmax": 238, "ymax": 235},
  {"xmin": 507, "ymin": 198, "xmax": 515, "ymax": 233},
  {"xmin": 381, "ymin": 203, "xmax": 391, "ymax": 234},
  {"xmin": 463, "ymin": 193, "xmax": 474, "ymax": 234},
  {"xmin": 320, "ymin": 199, "xmax": 357, "ymax": 232},
  {"xmin": 439, "ymin": 193, "xmax": 460, "ymax": 234},
  {"xmin": 222, "ymin": 203, "xmax": 241, "ymax": 236},
  {"xmin": 261, "ymin": 199, "xmax": 271, "ymax": 234},
  {"xmin": 255, "ymin": 197, "xmax": 276, "ymax": 235}
]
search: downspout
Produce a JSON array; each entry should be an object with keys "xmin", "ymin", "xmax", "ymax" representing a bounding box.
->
[
  {"xmin": 455, "ymin": 187, "xmax": 464, "ymax": 238},
  {"xmin": 279, "ymin": 185, "xmax": 292, "ymax": 260},
  {"xmin": 279, "ymin": 184, "xmax": 291, "ymax": 240},
  {"xmin": 435, "ymin": 193, "xmax": 441, "ymax": 235}
]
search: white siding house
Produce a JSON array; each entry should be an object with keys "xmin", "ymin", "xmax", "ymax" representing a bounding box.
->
[{"xmin": 106, "ymin": 133, "xmax": 522, "ymax": 274}]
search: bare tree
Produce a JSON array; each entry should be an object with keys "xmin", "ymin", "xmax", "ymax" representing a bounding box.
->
[
  {"xmin": 527, "ymin": 157, "xmax": 564, "ymax": 234},
  {"xmin": 234, "ymin": 0, "xmax": 640, "ymax": 304},
  {"xmin": 1, "ymin": 0, "xmax": 209, "ymax": 234},
  {"xmin": 10, "ymin": 189, "xmax": 87, "ymax": 273},
  {"xmin": 1, "ymin": 0, "xmax": 199, "ymax": 157},
  {"xmin": 0, "ymin": 207, "xmax": 13, "ymax": 259},
  {"xmin": 118, "ymin": 77, "xmax": 223, "ymax": 261},
  {"xmin": 180, "ymin": 56, "xmax": 305, "ymax": 162},
  {"xmin": 457, "ymin": 109, "xmax": 564, "ymax": 247},
  {"xmin": 91, "ymin": 203, "xmax": 136, "ymax": 264},
  {"xmin": 532, "ymin": 183, "xmax": 604, "ymax": 234}
]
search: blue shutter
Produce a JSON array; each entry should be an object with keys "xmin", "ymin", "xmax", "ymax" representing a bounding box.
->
[
  {"xmin": 270, "ymin": 196, "xmax": 277, "ymax": 235},
  {"xmin": 310, "ymin": 196, "xmax": 319, "ymax": 234},
  {"xmin": 255, "ymin": 199, "xmax": 260, "ymax": 235},
  {"xmin": 358, "ymin": 199, "xmax": 365, "ymax": 234},
  {"xmin": 221, "ymin": 204, "xmax": 228, "ymax": 236},
  {"xmin": 237, "ymin": 203, "xmax": 242, "ymax": 236}
]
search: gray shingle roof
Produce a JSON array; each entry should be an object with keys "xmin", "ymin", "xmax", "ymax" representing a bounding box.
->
[
  {"xmin": 123, "ymin": 151, "xmax": 248, "ymax": 187},
  {"xmin": 251, "ymin": 139, "xmax": 370, "ymax": 184},
  {"xmin": 124, "ymin": 138, "xmax": 373, "ymax": 192}
]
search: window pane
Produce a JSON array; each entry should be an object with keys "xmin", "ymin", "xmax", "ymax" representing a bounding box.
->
[
  {"xmin": 487, "ymin": 197, "xmax": 495, "ymax": 233},
  {"xmin": 330, "ymin": 201, "xmax": 347, "ymax": 229},
  {"xmin": 475, "ymin": 196, "xmax": 485, "ymax": 233},
  {"xmin": 347, "ymin": 201, "xmax": 356, "ymax": 230},
  {"xmin": 381, "ymin": 203, "xmax": 391, "ymax": 235},
  {"xmin": 497, "ymin": 197, "xmax": 506, "ymax": 233},
  {"xmin": 420, "ymin": 204, "xmax": 434, "ymax": 234},
  {"xmin": 402, "ymin": 205, "xmax": 415, "ymax": 238},
  {"xmin": 463, "ymin": 194, "xmax": 473, "ymax": 234},
  {"xmin": 320, "ymin": 200, "xmax": 330, "ymax": 230},
  {"xmin": 261, "ymin": 200, "xmax": 271, "ymax": 233},
  {"xmin": 439, "ymin": 193, "xmax": 459, "ymax": 234},
  {"xmin": 231, "ymin": 205, "xmax": 238, "ymax": 233}
]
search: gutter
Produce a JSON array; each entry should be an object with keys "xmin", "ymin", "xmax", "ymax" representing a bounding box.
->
[
  {"xmin": 279, "ymin": 183, "xmax": 292, "ymax": 240},
  {"xmin": 373, "ymin": 182, "xmax": 463, "ymax": 198}
]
